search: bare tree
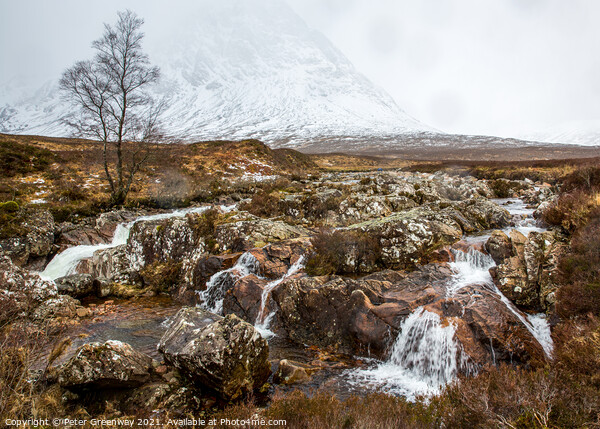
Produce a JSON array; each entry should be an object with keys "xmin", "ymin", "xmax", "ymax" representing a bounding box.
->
[{"xmin": 60, "ymin": 10, "xmax": 162, "ymax": 206}]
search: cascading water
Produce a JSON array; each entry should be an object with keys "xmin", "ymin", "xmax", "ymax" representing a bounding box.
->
[
  {"xmin": 351, "ymin": 197, "xmax": 554, "ymax": 399},
  {"xmin": 197, "ymin": 252, "xmax": 260, "ymax": 314},
  {"xmin": 494, "ymin": 197, "xmax": 546, "ymax": 236},
  {"xmin": 254, "ymin": 255, "xmax": 305, "ymax": 339},
  {"xmin": 448, "ymin": 247, "xmax": 554, "ymax": 358},
  {"xmin": 446, "ymin": 248, "xmax": 496, "ymax": 297},
  {"xmin": 39, "ymin": 206, "xmax": 210, "ymax": 281},
  {"xmin": 527, "ymin": 313, "xmax": 554, "ymax": 356},
  {"xmin": 350, "ymin": 307, "xmax": 463, "ymax": 400}
]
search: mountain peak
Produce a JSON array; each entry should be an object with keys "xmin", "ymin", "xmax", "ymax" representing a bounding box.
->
[{"xmin": 0, "ymin": 0, "xmax": 431, "ymax": 146}]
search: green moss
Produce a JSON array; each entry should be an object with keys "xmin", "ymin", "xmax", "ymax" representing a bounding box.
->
[{"xmin": 0, "ymin": 201, "xmax": 19, "ymax": 213}]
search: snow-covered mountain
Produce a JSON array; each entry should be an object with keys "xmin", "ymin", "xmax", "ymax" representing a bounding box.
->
[
  {"xmin": 519, "ymin": 120, "xmax": 600, "ymax": 147},
  {"xmin": 0, "ymin": 0, "xmax": 432, "ymax": 147}
]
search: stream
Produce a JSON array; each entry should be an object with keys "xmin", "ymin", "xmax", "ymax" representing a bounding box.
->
[{"xmin": 37, "ymin": 197, "xmax": 553, "ymax": 400}]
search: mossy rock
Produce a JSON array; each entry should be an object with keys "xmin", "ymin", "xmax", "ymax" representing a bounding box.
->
[{"xmin": 0, "ymin": 201, "xmax": 19, "ymax": 213}]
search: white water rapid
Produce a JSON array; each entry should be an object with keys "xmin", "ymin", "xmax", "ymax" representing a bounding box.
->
[
  {"xmin": 39, "ymin": 206, "xmax": 210, "ymax": 281},
  {"xmin": 254, "ymin": 256, "xmax": 305, "ymax": 339}
]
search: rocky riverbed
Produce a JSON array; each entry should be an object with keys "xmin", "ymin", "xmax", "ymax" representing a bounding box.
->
[{"xmin": 0, "ymin": 169, "xmax": 564, "ymax": 416}]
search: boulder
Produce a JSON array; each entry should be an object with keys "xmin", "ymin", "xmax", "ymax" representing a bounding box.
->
[
  {"xmin": 158, "ymin": 307, "xmax": 270, "ymax": 401},
  {"xmin": 89, "ymin": 245, "xmax": 133, "ymax": 284},
  {"xmin": 0, "ymin": 251, "xmax": 59, "ymax": 320},
  {"xmin": 447, "ymin": 198, "xmax": 511, "ymax": 231},
  {"xmin": 345, "ymin": 207, "xmax": 463, "ymax": 270},
  {"xmin": 55, "ymin": 274, "xmax": 95, "ymax": 298},
  {"xmin": 0, "ymin": 209, "xmax": 54, "ymax": 269},
  {"xmin": 489, "ymin": 230, "xmax": 564, "ymax": 311},
  {"xmin": 55, "ymin": 210, "xmax": 140, "ymax": 250},
  {"xmin": 484, "ymin": 230, "xmax": 513, "ymax": 264},
  {"xmin": 335, "ymin": 195, "xmax": 416, "ymax": 225},
  {"xmin": 215, "ymin": 218, "xmax": 310, "ymax": 251},
  {"xmin": 32, "ymin": 295, "xmax": 80, "ymax": 320},
  {"xmin": 57, "ymin": 340, "xmax": 154, "ymax": 390}
]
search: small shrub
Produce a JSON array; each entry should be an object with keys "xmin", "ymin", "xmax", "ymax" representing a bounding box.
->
[
  {"xmin": 189, "ymin": 208, "xmax": 221, "ymax": 253},
  {"xmin": 542, "ymin": 190, "xmax": 599, "ymax": 234},
  {"xmin": 50, "ymin": 181, "xmax": 88, "ymax": 203},
  {"xmin": 47, "ymin": 199, "xmax": 106, "ymax": 223},
  {"xmin": 306, "ymin": 229, "xmax": 382, "ymax": 275},
  {"xmin": 0, "ymin": 327, "xmax": 65, "ymax": 422},
  {"xmin": 0, "ymin": 206, "xmax": 28, "ymax": 239},
  {"xmin": 263, "ymin": 390, "xmax": 434, "ymax": 429},
  {"xmin": 302, "ymin": 194, "xmax": 340, "ymax": 220},
  {"xmin": 140, "ymin": 259, "xmax": 182, "ymax": 292},
  {"xmin": 556, "ymin": 211, "xmax": 600, "ymax": 317},
  {"xmin": 430, "ymin": 318, "xmax": 600, "ymax": 428},
  {"xmin": 562, "ymin": 165, "xmax": 600, "ymax": 192},
  {"xmin": 240, "ymin": 191, "xmax": 282, "ymax": 218},
  {"xmin": 489, "ymin": 179, "xmax": 522, "ymax": 198},
  {"xmin": 0, "ymin": 140, "xmax": 55, "ymax": 177}
]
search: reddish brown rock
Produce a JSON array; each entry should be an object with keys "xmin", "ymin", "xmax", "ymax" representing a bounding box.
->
[{"xmin": 267, "ymin": 264, "xmax": 546, "ymax": 370}]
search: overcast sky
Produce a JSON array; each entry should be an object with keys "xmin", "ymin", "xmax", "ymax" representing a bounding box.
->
[{"xmin": 1, "ymin": 0, "xmax": 599, "ymax": 137}]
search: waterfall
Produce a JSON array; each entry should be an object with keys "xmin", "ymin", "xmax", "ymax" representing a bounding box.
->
[
  {"xmin": 527, "ymin": 313, "xmax": 554, "ymax": 356},
  {"xmin": 254, "ymin": 255, "xmax": 305, "ymax": 338},
  {"xmin": 449, "ymin": 247, "xmax": 554, "ymax": 358},
  {"xmin": 350, "ymin": 307, "xmax": 462, "ymax": 399},
  {"xmin": 446, "ymin": 248, "xmax": 496, "ymax": 296},
  {"xmin": 39, "ymin": 206, "xmax": 210, "ymax": 281},
  {"xmin": 197, "ymin": 252, "xmax": 260, "ymax": 314}
]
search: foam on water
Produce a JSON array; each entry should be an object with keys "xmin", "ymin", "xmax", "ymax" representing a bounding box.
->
[
  {"xmin": 349, "ymin": 308, "xmax": 462, "ymax": 400},
  {"xmin": 40, "ymin": 206, "xmax": 209, "ymax": 281},
  {"xmin": 447, "ymin": 248, "xmax": 495, "ymax": 296},
  {"xmin": 527, "ymin": 313, "xmax": 554, "ymax": 356}
]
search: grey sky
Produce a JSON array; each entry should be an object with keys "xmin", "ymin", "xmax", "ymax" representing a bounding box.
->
[{"xmin": 1, "ymin": 0, "xmax": 599, "ymax": 137}]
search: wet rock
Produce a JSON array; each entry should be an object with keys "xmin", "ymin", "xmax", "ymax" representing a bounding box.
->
[
  {"xmin": 158, "ymin": 307, "xmax": 270, "ymax": 401},
  {"xmin": 273, "ymin": 359, "xmax": 316, "ymax": 385},
  {"xmin": 490, "ymin": 230, "xmax": 564, "ymax": 311},
  {"xmin": 270, "ymin": 265, "xmax": 546, "ymax": 367},
  {"xmin": 90, "ymin": 245, "xmax": 133, "ymax": 284},
  {"xmin": 484, "ymin": 230, "xmax": 513, "ymax": 264},
  {"xmin": 0, "ymin": 209, "xmax": 54, "ymax": 268},
  {"xmin": 55, "ymin": 210, "xmax": 140, "ymax": 250},
  {"xmin": 55, "ymin": 222, "xmax": 106, "ymax": 250},
  {"xmin": 57, "ymin": 340, "xmax": 154, "ymax": 390},
  {"xmin": 55, "ymin": 274, "xmax": 95, "ymax": 298},
  {"xmin": 247, "ymin": 238, "xmax": 310, "ymax": 279},
  {"xmin": 223, "ymin": 274, "xmax": 267, "ymax": 322}
]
